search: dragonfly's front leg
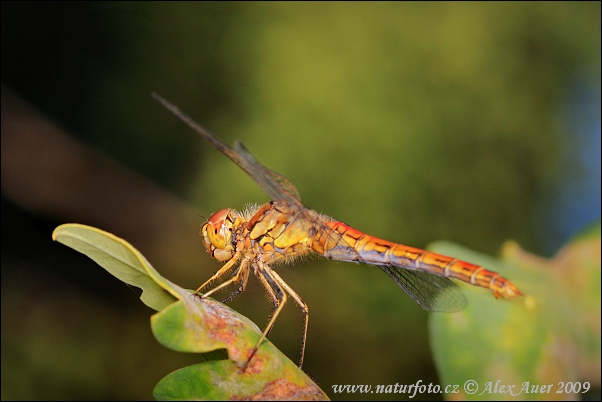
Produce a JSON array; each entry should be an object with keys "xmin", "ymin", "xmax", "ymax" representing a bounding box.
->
[
  {"xmin": 196, "ymin": 254, "xmax": 250, "ymax": 299},
  {"xmin": 194, "ymin": 255, "xmax": 238, "ymax": 295},
  {"xmin": 220, "ymin": 262, "xmax": 251, "ymax": 303}
]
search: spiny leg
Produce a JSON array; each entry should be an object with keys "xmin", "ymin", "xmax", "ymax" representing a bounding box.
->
[
  {"xmin": 243, "ymin": 263, "xmax": 309, "ymax": 370},
  {"xmin": 255, "ymin": 264, "xmax": 283, "ymax": 338},
  {"xmin": 194, "ymin": 254, "xmax": 240, "ymax": 295},
  {"xmin": 268, "ymin": 268, "xmax": 309, "ymax": 368},
  {"xmin": 199, "ymin": 257, "xmax": 251, "ymax": 300},
  {"xmin": 221, "ymin": 260, "xmax": 251, "ymax": 303},
  {"xmin": 243, "ymin": 262, "xmax": 287, "ymax": 371}
]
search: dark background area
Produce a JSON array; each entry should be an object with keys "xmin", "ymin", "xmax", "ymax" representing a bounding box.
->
[{"xmin": 2, "ymin": 2, "xmax": 600, "ymax": 400}]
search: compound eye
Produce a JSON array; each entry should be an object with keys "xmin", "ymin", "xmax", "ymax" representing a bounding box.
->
[
  {"xmin": 202, "ymin": 209, "xmax": 234, "ymax": 261},
  {"xmin": 208, "ymin": 209, "xmax": 230, "ymax": 226}
]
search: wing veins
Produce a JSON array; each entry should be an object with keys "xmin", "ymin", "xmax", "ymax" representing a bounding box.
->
[
  {"xmin": 152, "ymin": 93, "xmax": 301, "ymax": 205},
  {"xmin": 379, "ymin": 265, "xmax": 467, "ymax": 312}
]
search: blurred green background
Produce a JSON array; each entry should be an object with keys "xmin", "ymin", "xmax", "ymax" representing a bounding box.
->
[{"xmin": 1, "ymin": 2, "xmax": 600, "ymax": 400}]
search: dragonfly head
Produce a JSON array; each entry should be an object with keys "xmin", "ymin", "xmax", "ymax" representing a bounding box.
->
[{"xmin": 202, "ymin": 209, "xmax": 236, "ymax": 262}]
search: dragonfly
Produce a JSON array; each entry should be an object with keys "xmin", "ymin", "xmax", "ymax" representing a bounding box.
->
[{"xmin": 152, "ymin": 93, "xmax": 523, "ymax": 369}]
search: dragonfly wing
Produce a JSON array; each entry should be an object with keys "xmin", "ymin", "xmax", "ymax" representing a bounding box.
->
[
  {"xmin": 379, "ymin": 265, "xmax": 468, "ymax": 312},
  {"xmin": 153, "ymin": 93, "xmax": 302, "ymax": 206},
  {"xmin": 234, "ymin": 141, "xmax": 302, "ymax": 203}
]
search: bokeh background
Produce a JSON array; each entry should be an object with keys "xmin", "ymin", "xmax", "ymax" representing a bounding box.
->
[{"xmin": 2, "ymin": 2, "xmax": 600, "ymax": 400}]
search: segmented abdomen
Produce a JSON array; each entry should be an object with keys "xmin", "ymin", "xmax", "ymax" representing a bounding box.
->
[{"xmin": 320, "ymin": 221, "xmax": 522, "ymax": 299}]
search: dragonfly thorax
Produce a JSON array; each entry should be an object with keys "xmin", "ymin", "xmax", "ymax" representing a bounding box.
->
[{"xmin": 202, "ymin": 209, "xmax": 243, "ymax": 262}]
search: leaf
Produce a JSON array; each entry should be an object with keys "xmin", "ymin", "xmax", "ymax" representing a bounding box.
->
[
  {"xmin": 428, "ymin": 222, "xmax": 601, "ymax": 401},
  {"xmin": 154, "ymin": 360, "xmax": 328, "ymax": 401},
  {"xmin": 152, "ymin": 298, "xmax": 327, "ymax": 400},
  {"xmin": 150, "ymin": 288, "xmax": 327, "ymax": 400},
  {"xmin": 53, "ymin": 223, "xmax": 328, "ymax": 400},
  {"xmin": 52, "ymin": 224, "xmax": 182, "ymax": 310}
]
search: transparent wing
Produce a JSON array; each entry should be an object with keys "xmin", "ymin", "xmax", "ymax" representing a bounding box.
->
[
  {"xmin": 379, "ymin": 265, "xmax": 468, "ymax": 312},
  {"xmin": 153, "ymin": 93, "xmax": 302, "ymax": 206},
  {"xmin": 234, "ymin": 142, "xmax": 302, "ymax": 203}
]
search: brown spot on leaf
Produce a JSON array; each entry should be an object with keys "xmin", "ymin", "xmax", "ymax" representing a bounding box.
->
[{"xmin": 231, "ymin": 378, "xmax": 328, "ymax": 401}]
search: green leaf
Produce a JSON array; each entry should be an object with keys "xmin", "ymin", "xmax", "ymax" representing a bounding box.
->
[
  {"xmin": 150, "ymin": 290, "xmax": 327, "ymax": 400},
  {"xmin": 428, "ymin": 223, "xmax": 601, "ymax": 400},
  {"xmin": 153, "ymin": 360, "xmax": 329, "ymax": 401},
  {"xmin": 53, "ymin": 223, "xmax": 328, "ymax": 400},
  {"xmin": 52, "ymin": 224, "xmax": 182, "ymax": 310}
]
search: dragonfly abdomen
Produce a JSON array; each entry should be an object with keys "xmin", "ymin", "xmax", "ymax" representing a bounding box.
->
[
  {"xmin": 325, "ymin": 221, "xmax": 426, "ymax": 266},
  {"xmin": 325, "ymin": 221, "xmax": 522, "ymax": 300}
]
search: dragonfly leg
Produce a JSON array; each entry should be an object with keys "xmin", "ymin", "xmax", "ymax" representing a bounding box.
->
[
  {"xmin": 220, "ymin": 262, "xmax": 251, "ymax": 303},
  {"xmin": 254, "ymin": 264, "xmax": 283, "ymax": 340},
  {"xmin": 252, "ymin": 266, "xmax": 279, "ymax": 309},
  {"xmin": 243, "ymin": 263, "xmax": 287, "ymax": 371},
  {"xmin": 268, "ymin": 268, "xmax": 309, "ymax": 368},
  {"xmin": 245, "ymin": 263, "xmax": 308, "ymax": 370},
  {"xmin": 197, "ymin": 255, "xmax": 250, "ymax": 299},
  {"xmin": 194, "ymin": 255, "xmax": 239, "ymax": 295}
]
